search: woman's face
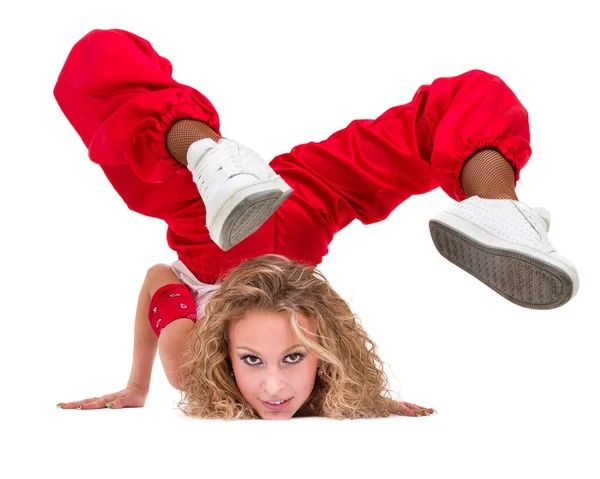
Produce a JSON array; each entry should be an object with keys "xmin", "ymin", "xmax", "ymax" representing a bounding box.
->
[{"xmin": 228, "ymin": 309, "xmax": 320, "ymax": 420}]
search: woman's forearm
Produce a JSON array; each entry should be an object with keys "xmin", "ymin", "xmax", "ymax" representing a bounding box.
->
[
  {"xmin": 127, "ymin": 271, "xmax": 159, "ymax": 393},
  {"xmin": 158, "ymin": 318, "xmax": 196, "ymax": 390}
]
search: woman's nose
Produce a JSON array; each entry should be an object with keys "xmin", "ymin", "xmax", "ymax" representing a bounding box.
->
[{"xmin": 263, "ymin": 367, "xmax": 286, "ymax": 394}]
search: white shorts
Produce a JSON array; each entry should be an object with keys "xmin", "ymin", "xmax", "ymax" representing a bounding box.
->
[{"xmin": 170, "ymin": 260, "xmax": 220, "ymax": 317}]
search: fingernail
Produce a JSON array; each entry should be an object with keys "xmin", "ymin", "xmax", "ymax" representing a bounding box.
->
[
  {"xmin": 106, "ymin": 403, "xmax": 113, "ymax": 409},
  {"xmin": 415, "ymin": 411, "xmax": 421, "ymax": 417},
  {"xmin": 432, "ymin": 409, "xmax": 438, "ymax": 415},
  {"xmin": 56, "ymin": 403, "xmax": 64, "ymax": 408},
  {"xmin": 423, "ymin": 410, "xmax": 431, "ymax": 416},
  {"xmin": 77, "ymin": 405, "xmax": 82, "ymax": 410}
]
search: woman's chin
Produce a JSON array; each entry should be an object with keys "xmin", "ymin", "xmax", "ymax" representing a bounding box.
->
[
  {"xmin": 261, "ymin": 414, "xmax": 291, "ymax": 420},
  {"xmin": 257, "ymin": 408, "xmax": 295, "ymax": 420}
]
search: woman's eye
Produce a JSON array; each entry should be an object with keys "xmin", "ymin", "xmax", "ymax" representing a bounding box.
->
[
  {"xmin": 286, "ymin": 353, "xmax": 304, "ymax": 363},
  {"xmin": 244, "ymin": 355, "xmax": 261, "ymax": 365}
]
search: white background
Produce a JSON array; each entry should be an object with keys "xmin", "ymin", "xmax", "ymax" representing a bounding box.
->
[{"xmin": 1, "ymin": 0, "xmax": 599, "ymax": 477}]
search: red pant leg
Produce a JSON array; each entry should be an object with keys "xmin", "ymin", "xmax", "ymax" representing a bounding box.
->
[
  {"xmin": 54, "ymin": 29, "xmax": 276, "ymax": 284},
  {"xmin": 55, "ymin": 32, "xmax": 532, "ymax": 279},
  {"xmin": 269, "ymin": 70, "xmax": 532, "ymax": 266},
  {"xmin": 54, "ymin": 29, "xmax": 222, "ymax": 178}
]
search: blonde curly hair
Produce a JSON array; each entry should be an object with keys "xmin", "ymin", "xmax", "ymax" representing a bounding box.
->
[{"xmin": 176, "ymin": 254, "xmax": 403, "ymax": 419}]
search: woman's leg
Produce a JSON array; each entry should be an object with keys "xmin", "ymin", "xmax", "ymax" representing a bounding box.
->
[
  {"xmin": 266, "ymin": 70, "xmax": 526, "ymax": 262},
  {"xmin": 268, "ymin": 70, "xmax": 576, "ymax": 308},
  {"xmin": 54, "ymin": 29, "xmax": 283, "ymax": 284}
]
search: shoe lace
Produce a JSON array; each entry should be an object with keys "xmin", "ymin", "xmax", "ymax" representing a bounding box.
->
[{"xmin": 194, "ymin": 141, "xmax": 247, "ymax": 200}]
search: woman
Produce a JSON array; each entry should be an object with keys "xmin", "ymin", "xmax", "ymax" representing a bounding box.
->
[{"xmin": 53, "ymin": 29, "xmax": 577, "ymax": 419}]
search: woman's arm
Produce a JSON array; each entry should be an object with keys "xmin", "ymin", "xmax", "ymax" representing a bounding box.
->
[
  {"xmin": 141, "ymin": 264, "xmax": 196, "ymax": 390},
  {"xmin": 57, "ymin": 264, "xmax": 189, "ymax": 410},
  {"xmin": 126, "ymin": 264, "xmax": 168, "ymax": 392},
  {"xmin": 127, "ymin": 263, "xmax": 189, "ymax": 392}
]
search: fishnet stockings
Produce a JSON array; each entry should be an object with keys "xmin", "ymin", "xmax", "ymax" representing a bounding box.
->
[
  {"xmin": 167, "ymin": 125, "xmax": 517, "ymax": 200},
  {"xmin": 461, "ymin": 149, "xmax": 518, "ymax": 200},
  {"xmin": 166, "ymin": 119, "xmax": 222, "ymax": 165}
]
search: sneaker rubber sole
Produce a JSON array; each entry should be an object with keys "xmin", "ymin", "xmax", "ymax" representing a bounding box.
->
[
  {"xmin": 429, "ymin": 213, "xmax": 575, "ymax": 310},
  {"xmin": 210, "ymin": 176, "xmax": 292, "ymax": 251}
]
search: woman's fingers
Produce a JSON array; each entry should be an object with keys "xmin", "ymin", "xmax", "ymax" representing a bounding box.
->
[
  {"xmin": 106, "ymin": 398, "xmax": 125, "ymax": 409},
  {"xmin": 397, "ymin": 402, "xmax": 418, "ymax": 416},
  {"xmin": 57, "ymin": 391, "xmax": 127, "ymax": 410},
  {"xmin": 402, "ymin": 402, "xmax": 436, "ymax": 416},
  {"xmin": 58, "ymin": 396, "xmax": 103, "ymax": 409},
  {"xmin": 393, "ymin": 401, "xmax": 436, "ymax": 417},
  {"xmin": 79, "ymin": 397, "xmax": 110, "ymax": 410}
]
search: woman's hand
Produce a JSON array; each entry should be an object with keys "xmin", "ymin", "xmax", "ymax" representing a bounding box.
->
[
  {"xmin": 391, "ymin": 400, "xmax": 436, "ymax": 417},
  {"xmin": 56, "ymin": 382, "xmax": 148, "ymax": 410}
]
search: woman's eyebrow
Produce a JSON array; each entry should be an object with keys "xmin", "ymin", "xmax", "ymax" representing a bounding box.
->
[{"xmin": 236, "ymin": 343, "xmax": 304, "ymax": 355}]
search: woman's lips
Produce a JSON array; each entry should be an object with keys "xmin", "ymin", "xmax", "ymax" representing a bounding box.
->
[{"xmin": 261, "ymin": 398, "xmax": 292, "ymax": 411}]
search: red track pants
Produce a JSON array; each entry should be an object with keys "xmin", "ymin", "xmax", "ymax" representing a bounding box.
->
[{"xmin": 54, "ymin": 29, "xmax": 531, "ymax": 284}]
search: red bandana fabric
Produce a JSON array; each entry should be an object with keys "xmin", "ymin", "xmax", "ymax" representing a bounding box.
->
[{"xmin": 148, "ymin": 284, "xmax": 197, "ymax": 337}]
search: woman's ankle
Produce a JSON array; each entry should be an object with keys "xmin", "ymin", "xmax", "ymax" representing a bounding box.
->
[
  {"xmin": 461, "ymin": 149, "xmax": 518, "ymax": 200},
  {"xmin": 166, "ymin": 119, "xmax": 221, "ymax": 165}
]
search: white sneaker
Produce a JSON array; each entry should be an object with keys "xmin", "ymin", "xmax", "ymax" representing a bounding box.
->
[
  {"xmin": 429, "ymin": 196, "xmax": 578, "ymax": 309},
  {"xmin": 187, "ymin": 137, "xmax": 293, "ymax": 251}
]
